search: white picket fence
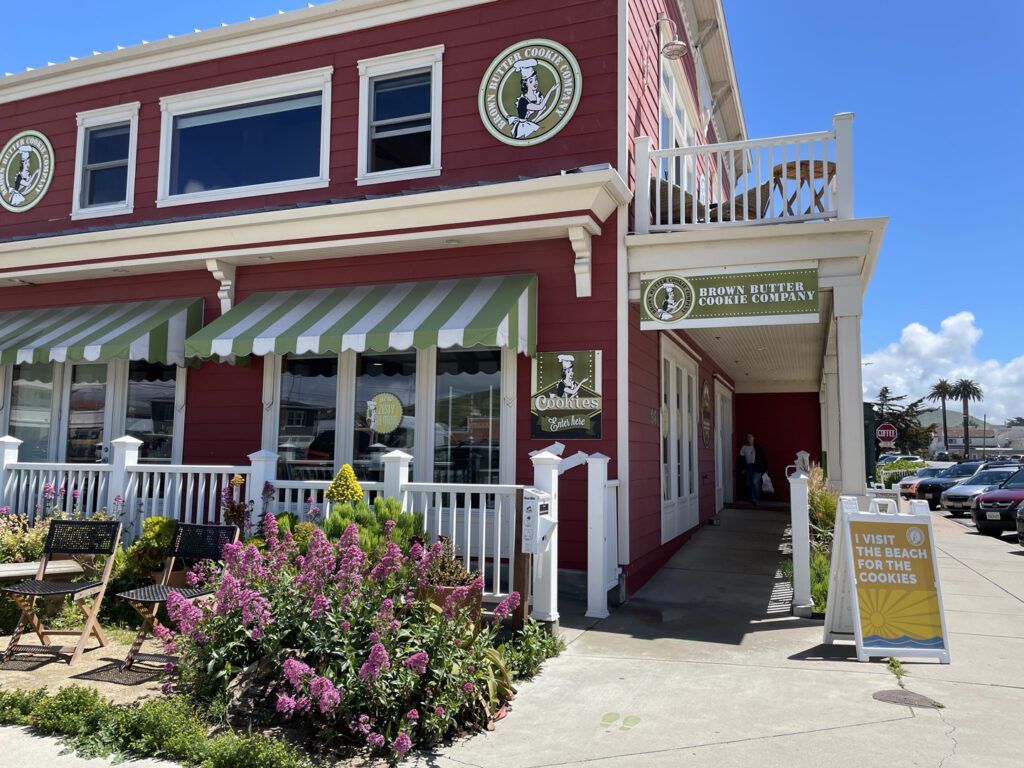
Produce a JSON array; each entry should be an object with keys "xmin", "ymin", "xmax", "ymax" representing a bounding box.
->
[
  {"xmin": 0, "ymin": 434, "xmax": 626, "ymax": 620},
  {"xmin": 635, "ymin": 113, "xmax": 853, "ymax": 233}
]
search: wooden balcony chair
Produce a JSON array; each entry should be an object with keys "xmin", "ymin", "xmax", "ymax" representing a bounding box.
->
[
  {"xmin": 116, "ymin": 522, "xmax": 239, "ymax": 670},
  {"xmin": 1, "ymin": 519, "xmax": 122, "ymax": 666}
]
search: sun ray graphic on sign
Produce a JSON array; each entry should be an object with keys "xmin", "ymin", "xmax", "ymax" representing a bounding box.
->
[{"xmin": 858, "ymin": 587, "xmax": 942, "ymax": 641}]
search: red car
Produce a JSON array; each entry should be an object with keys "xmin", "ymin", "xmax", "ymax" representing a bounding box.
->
[{"xmin": 972, "ymin": 470, "xmax": 1024, "ymax": 537}]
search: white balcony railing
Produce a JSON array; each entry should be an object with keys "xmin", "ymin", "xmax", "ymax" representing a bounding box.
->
[{"xmin": 634, "ymin": 113, "xmax": 854, "ymax": 233}]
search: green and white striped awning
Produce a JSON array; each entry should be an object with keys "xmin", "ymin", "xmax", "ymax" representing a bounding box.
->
[
  {"xmin": 0, "ymin": 298, "xmax": 204, "ymax": 367},
  {"xmin": 185, "ymin": 275, "xmax": 537, "ymax": 358}
]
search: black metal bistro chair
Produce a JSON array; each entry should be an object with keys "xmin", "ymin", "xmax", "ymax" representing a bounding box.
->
[
  {"xmin": 1, "ymin": 519, "xmax": 122, "ymax": 666},
  {"xmin": 117, "ymin": 522, "xmax": 239, "ymax": 670}
]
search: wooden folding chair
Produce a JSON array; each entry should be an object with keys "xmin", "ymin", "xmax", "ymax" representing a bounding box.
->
[
  {"xmin": 116, "ymin": 522, "xmax": 238, "ymax": 670},
  {"xmin": 1, "ymin": 519, "xmax": 122, "ymax": 666}
]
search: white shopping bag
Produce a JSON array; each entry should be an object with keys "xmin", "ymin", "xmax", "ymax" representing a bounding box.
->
[{"xmin": 761, "ymin": 473, "xmax": 775, "ymax": 494}]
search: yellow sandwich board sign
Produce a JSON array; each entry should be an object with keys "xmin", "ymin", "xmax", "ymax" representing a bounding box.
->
[{"xmin": 824, "ymin": 498, "xmax": 950, "ymax": 663}]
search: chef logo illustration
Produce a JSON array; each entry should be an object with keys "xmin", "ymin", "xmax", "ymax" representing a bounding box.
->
[
  {"xmin": 479, "ymin": 39, "xmax": 582, "ymax": 147},
  {"xmin": 643, "ymin": 275, "xmax": 694, "ymax": 324},
  {"xmin": 0, "ymin": 130, "xmax": 55, "ymax": 213},
  {"xmin": 555, "ymin": 354, "xmax": 589, "ymax": 397}
]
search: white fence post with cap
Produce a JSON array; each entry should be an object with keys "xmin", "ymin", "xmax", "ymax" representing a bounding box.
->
[
  {"xmin": 382, "ymin": 450, "xmax": 413, "ymax": 503},
  {"xmin": 787, "ymin": 460, "xmax": 813, "ymax": 618},
  {"xmin": 110, "ymin": 435, "xmax": 143, "ymax": 537},
  {"xmin": 247, "ymin": 449, "xmax": 278, "ymax": 532},
  {"xmin": 530, "ymin": 450, "xmax": 561, "ymax": 624},
  {"xmin": 586, "ymin": 452, "xmax": 612, "ymax": 619},
  {"xmin": 0, "ymin": 435, "xmax": 23, "ymax": 505}
]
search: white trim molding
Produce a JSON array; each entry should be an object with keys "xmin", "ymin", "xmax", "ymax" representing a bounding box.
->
[
  {"xmin": 71, "ymin": 102, "xmax": 141, "ymax": 221},
  {"xmin": 0, "ymin": 0, "xmax": 495, "ymax": 105},
  {"xmin": 356, "ymin": 45, "xmax": 444, "ymax": 186},
  {"xmin": 156, "ymin": 66, "xmax": 333, "ymax": 208},
  {"xmin": 2, "ymin": 169, "xmax": 632, "ymax": 287}
]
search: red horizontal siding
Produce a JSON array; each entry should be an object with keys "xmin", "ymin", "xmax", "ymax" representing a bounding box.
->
[{"xmin": 0, "ymin": 0, "xmax": 618, "ymax": 243}]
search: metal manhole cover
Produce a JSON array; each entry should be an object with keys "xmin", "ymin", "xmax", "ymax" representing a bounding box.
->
[{"xmin": 873, "ymin": 689, "xmax": 941, "ymax": 708}]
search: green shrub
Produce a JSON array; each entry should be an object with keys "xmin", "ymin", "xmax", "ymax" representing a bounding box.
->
[
  {"xmin": 0, "ymin": 688, "xmax": 47, "ymax": 725},
  {"xmin": 201, "ymin": 734, "xmax": 309, "ymax": 768},
  {"xmin": 0, "ymin": 686, "xmax": 309, "ymax": 768},
  {"xmin": 499, "ymin": 619, "xmax": 565, "ymax": 680},
  {"xmin": 124, "ymin": 516, "xmax": 177, "ymax": 579},
  {"xmin": 108, "ymin": 696, "xmax": 209, "ymax": 764},
  {"xmin": 292, "ymin": 521, "xmax": 317, "ymax": 553},
  {"xmin": 31, "ymin": 686, "xmax": 113, "ymax": 737},
  {"xmin": 810, "ymin": 548, "xmax": 831, "ymax": 613},
  {"xmin": 0, "ymin": 512, "xmax": 49, "ymax": 564},
  {"xmin": 275, "ymin": 512, "xmax": 298, "ymax": 534}
]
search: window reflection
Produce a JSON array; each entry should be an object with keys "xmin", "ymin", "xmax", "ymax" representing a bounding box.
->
[
  {"xmin": 9, "ymin": 363, "xmax": 53, "ymax": 461},
  {"xmin": 125, "ymin": 363, "xmax": 177, "ymax": 463},
  {"xmin": 66, "ymin": 364, "xmax": 107, "ymax": 463},
  {"xmin": 354, "ymin": 353, "xmax": 416, "ymax": 482},
  {"xmin": 434, "ymin": 350, "xmax": 500, "ymax": 484},
  {"xmin": 278, "ymin": 357, "xmax": 337, "ymax": 480}
]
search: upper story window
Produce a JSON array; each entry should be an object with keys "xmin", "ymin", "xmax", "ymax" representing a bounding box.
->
[
  {"xmin": 157, "ymin": 67, "xmax": 332, "ymax": 207},
  {"xmin": 357, "ymin": 45, "xmax": 443, "ymax": 185},
  {"xmin": 72, "ymin": 102, "xmax": 140, "ymax": 220},
  {"xmin": 659, "ymin": 64, "xmax": 697, "ymax": 194}
]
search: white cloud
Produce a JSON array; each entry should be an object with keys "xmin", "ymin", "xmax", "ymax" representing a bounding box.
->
[{"xmin": 862, "ymin": 311, "xmax": 1024, "ymax": 424}]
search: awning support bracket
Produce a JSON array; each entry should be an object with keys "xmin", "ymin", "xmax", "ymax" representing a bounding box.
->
[
  {"xmin": 206, "ymin": 259, "xmax": 236, "ymax": 314},
  {"xmin": 569, "ymin": 226, "xmax": 593, "ymax": 298}
]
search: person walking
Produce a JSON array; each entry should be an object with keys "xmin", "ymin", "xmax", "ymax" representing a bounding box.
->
[{"xmin": 738, "ymin": 433, "xmax": 768, "ymax": 506}]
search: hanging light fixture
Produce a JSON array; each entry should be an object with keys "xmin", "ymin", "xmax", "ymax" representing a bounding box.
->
[{"xmin": 643, "ymin": 16, "xmax": 688, "ymax": 89}]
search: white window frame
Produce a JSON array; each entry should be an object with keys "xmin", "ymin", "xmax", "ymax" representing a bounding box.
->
[
  {"xmin": 356, "ymin": 45, "xmax": 444, "ymax": 186},
  {"xmin": 262, "ymin": 343, "xmax": 516, "ymax": 485},
  {"xmin": 157, "ymin": 66, "xmax": 333, "ymax": 208},
  {"xmin": 2, "ymin": 361, "xmax": 186, "ymax": 464},
  {"xmin": 71, "ymin": 102, "xmax": 140, "ymax": 220}
]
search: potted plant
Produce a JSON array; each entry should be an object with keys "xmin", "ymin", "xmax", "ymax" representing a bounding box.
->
[{"xmin": 419, "ymin": 538, "xmax": 483, "ymax": 621}]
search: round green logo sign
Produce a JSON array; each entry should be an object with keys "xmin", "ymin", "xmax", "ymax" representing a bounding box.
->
[
  {"xmin": 643, "ymin": 275, "xmax": 694, "ymax": 324},
  {"xmin": 478, "ymin": 39, "xmax": 582, "ymax": 147},
  {"xmin": 0, "ymin": 130, "xmax": 54, "ymax": 213},
  {"xmin": 366, "ymin": 392, "xmax": 403, "ymax": 435}
]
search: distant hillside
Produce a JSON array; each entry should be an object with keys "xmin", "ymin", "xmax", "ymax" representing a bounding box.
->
[{"xmin": 918, "ymin": 409, "xmax": 1001, "ymax": 430}]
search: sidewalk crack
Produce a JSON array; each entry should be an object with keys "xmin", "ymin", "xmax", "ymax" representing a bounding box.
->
[{"xmin": 937, "ymin": 709, "xmax": 959, "ymax": 768}]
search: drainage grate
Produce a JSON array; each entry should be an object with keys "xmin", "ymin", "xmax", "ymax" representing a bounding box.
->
[{"xmin": 873, "ymin": 689, "xmax": 942, "ymax": 709}]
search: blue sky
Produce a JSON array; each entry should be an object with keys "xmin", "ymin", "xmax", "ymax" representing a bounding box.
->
[{"xmin": 2, "ymin": 2, "xmax": 1022, "ymax": 417}]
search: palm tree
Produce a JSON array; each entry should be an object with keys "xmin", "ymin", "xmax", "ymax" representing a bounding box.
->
[
  {"xmin": 950, "ymin": 378, "xmax": 984, "ymax": 458},
  {"xmin": 926, "ymin": 379, "xmax": 954, "ymax": 453}
]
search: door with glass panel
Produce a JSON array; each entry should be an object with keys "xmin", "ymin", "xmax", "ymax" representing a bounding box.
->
[
  {"xmin": 58, "ymin": 363, "xmax": 115, "ymax": 463},
  {"xmin": 661, "ymin": 342, "xmax": 698, "ymax": 542}
]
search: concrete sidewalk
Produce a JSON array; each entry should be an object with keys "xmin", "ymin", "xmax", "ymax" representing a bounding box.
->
[
  {"xmin": 3, "ymin": 506, "xmax": 1021, "ymax": 767},
  {"xmin": 416, "ymin": 506, "xmax": 1024, "ymax": 767}
]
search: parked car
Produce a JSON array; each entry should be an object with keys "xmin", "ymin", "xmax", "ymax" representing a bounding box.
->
[
  {"xmin": 972, "ymin": 470, "xmax": 1024, "ymax": 537},
  {"xmin": 1017, "ymin": 506, "xmax": 1024, "ymax": 546},
  {"xmin": 898, "ymin": 467, "xmax": 944, "ymax": 499},
  {"xmin": 914, "ymin": 461, "xmax": 987, "ymax": 509},
  {"xmin": 876, "ymin": 454, "xmax": 920, "ymax": 466},
  {"xmin": 932, "ymin": 451, "xmax": 952, "ymax": 462},
  {"xmin": 939, "ymin": 467, "xmax": 1019, "ymax": 516}
]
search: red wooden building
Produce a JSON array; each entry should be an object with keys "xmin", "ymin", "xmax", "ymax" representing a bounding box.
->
[{"xmin": 0, "ymin": 0, "xmax": 885, "ymax": 601}]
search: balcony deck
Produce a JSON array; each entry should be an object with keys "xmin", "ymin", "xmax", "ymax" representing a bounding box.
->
[{"xmin": 634, "ymin": 113, "xmax": 853, "ymax": 234}]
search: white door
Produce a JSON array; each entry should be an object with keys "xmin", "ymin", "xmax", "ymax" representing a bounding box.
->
[
  {"xmin": 661, "ymin": 339, "xmax": 698, "ymax": 543},
  {"xmin": 58, "ymin": 362, "xmax": 115, "ymax": 463}
]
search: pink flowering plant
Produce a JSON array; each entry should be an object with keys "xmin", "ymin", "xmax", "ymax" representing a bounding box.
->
[{"xmin": 162, "ymin": 510, "xmax": 522, "ymax": 761}]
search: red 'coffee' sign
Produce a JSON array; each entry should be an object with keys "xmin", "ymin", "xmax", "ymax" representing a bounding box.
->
[{"xmin": 876, "ymin": 423, "xmax": 898, "ymax": 442}]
